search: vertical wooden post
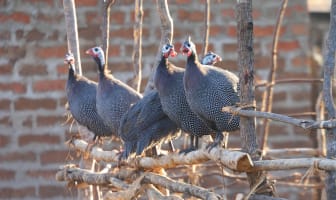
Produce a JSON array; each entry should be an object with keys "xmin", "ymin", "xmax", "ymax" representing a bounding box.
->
[
  {"xmin": 102, "ymin": 0, "xmax": 116, "ymax": 68},
  {"xmin": 323, "ymin": 1, "xmax": 336, "ymax": 199},
  {"xmin": 201, "ymin": 0, "xmax": 210, "ymax": 56},
  {"xmin": 132, "ymin": 0, "xmax": 144, "ymax": 92},
  {"xmin": 236, "ymin": 0, "xmax": 274, "ymax": 197}
]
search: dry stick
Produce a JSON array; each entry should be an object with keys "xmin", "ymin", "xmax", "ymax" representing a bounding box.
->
[
  {"xmin": 102, "ymin": 0, "xmax": 116, "ymax": 67},
  {"xmin": 255, "ymin": 78, "xmax": 323, "ymax": 88},
  {"xmin": 131, "ymin": 0, "xmax": 143, "ymax": 92},
  {"xmin": 265, "ymin": 148, "xmax": 320, "ymax": 158},
  {"xmin": 322, "ymin": 1, "xmax": 336, "ymax": 199},
  {"xmin": 236, "ymin": 0, "xmax": 274, "ymax": 197},
  {"xmin": 260, "ymin": 0, "xmax": 288, "ymax": 154},
  {"xmin": 201, "ymin": 0, "xmax": 210, "ymax": 56},
  {"xmin": 63, "ymin": 0, "xmax": 82, "ymax": 75},
  {"xmin": 222, "ymin": 106, "xmax": 336, "ymax": 130},
  {"xmin": 143, "ymin": 0, "xmax": 173, "ymax": 94},
  {"xmin": 315, "ymin": 92, "xmax": 327, "ymax": 156}
]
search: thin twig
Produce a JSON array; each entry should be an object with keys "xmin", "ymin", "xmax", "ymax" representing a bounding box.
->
[
  {"xmin": 102, "ymin": 0, "xmax": 116, "ymax": 67},
  {"xmin": 260, "ymin": 0, "xmax": 288, "ymax": 153},
  {"xmin": 222, "ymin": 106, "xmax": 336, "ymax": 130},
  {"xmin": 201, "ymin": 0, "xmax": 210, "ymax": 56},
  {"xmin": 255, "ymin": 78, "xmax": 323, "ymax": 88}
]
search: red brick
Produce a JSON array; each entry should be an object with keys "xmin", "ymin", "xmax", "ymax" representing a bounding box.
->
[
  {"xmin": 0, "ymin": 99, "xmax": 10, "ymax": 110},
  {"xmin": 18, "ymin": 134, "xmax": 61, "ymax": 146},
  {"xmin": 14, "ymin": 97, "xmax": 57, "ymax": 110},
  {"xmin": 75, "ymin": 0, "xmax": 97, "ymax": 6},
  {"xmin": 37, "ymin": 115, "xmax": 64, "ymax": 126},
  {"xmin": 15, "ymin": 29, "xmax": 24, "ymax": 40},
  {"xmin": 26, "ymin": 169, "xmax": 57, "ymax": 179},
  {"xmin": 26, "ymin": 29, "xmax": 45, "ymax": 42},
  {"xmin": 33, "ymin": 79, "xmax": 65, "ymax": 92},
  {"xmin": 85, "ymin": 12, "xmax": 100, "ymax": 24},
  {"xmin": 109, "ymin": 10, "xmax": 125, "ymax": 25},
  {"xmin": 0, "ymin": 187, "xmax": 36, "ymax": 199},
  {"xmin": 78, "ymin": 25, "xmax": 100, "ymax": 40},
  {"xmin": 110, "ymin": 27, "xmax": 133, "ymax": 39},
  {"xmin": 40, "ymin": 150, "xmax": 69, "ymax": 164},
  {"xmin": 0, "ymin": 169, "xmax": 15, "ymax": 180},
  {"xmin": 35, "ymin": 46, "xmax": 66, "ymax": 59},
  {"xmin": 0, "ymin": 135, "xmax": 10, "ymax": 148},
  {"xmin": 176, "ymin": 0, "xmax": 192, "ymax": 4},
  {"xmin": 0, "ymin": 30, "xmax": 10, "ymax": 40},
  {"xmin": 0, "ymin": 82, "xmax": 26, "ymax": 94},
  {"xmin": 254, "ymin": 25, "xmax": 274, "ymax": 37},
  {"xmin": 221, "ymin": 8, "xmax": 235, "ymax": 18},
  {"xmin": 223, "ymin": 43, "xmax": 237, "ymax": 54},
  {"xmin": 0, "ymin": 152, "xmax": 36, "ymax": 162},
  {"xmin": 226, "ymin": 25, "xmax": 237, "ymax": 37},
  {"xmin": 19, "ymin": 63, "xmax": 48, "ymax": 76},
  {"xmin": 25, "ymin": 0, "xmax": 53, "ymax": 6},
  {"xmin": 0, "ymin": 12, "xmax": 30, "ymax": 23},
  {"xmin": 210, "ymin": 25, "xmax": 225, "ymax": 37},
  {"xmin": 57, "ymin": 63, "xmax": 68, "ymax": 75},
  {"xmin": 291, "ymin": 23, "xmax": 308, "ymax": 35},
  {"xmin": 22, "ymin": 117, "xmax": 33, "ymax": 128},
  {"xmin": 37, "ymin": 13, "xmax": 63, "ymax": 23},
  {"xmin": 277, "ymin": 40, "xmax": 300, "ymax": 51},
  {"xmin": 0, "ymin": 63, "xmax": 12, "ymax": 75},
  {"xmin": 177, "ymin": 10, "xmax": 204, "ymax": 22},
  {"xmin": 291, "ymin": 56, "xmax": 308, "ymax": 67},
  {"xmin": 0, "ymin": 116, "xmax": 11, "ymax": 126}
]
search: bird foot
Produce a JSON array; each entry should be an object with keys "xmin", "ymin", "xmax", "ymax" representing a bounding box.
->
[
  {"xmin": 179, "ymin": 147, "xmax": 197, "ymax": 155},
  {"xmin": 206, "ymin": 140, "xmax": 223, "ymax": 152}
]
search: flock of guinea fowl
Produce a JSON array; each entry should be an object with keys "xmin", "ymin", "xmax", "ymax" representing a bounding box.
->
[{"xmin": 65, "ymin": 36, "xmax": 240, "ymax": 160}]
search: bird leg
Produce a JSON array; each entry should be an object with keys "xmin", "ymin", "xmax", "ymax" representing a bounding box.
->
[
  {"xmin": 206, "ymin": 131, "xmax": 226, "ymax": 152},
  {"xmin": 179, "ymin": 135, "xmax": 199, "ymax": 154},
  {"xmin": 167, "ymin": 140, "xmax": 176, "ymax": 152}
]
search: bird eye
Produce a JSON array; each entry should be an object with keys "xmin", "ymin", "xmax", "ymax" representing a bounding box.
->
[
  {"xmin": 212, "ymin": 55, "xmax": 216, "ymax": 58},
  {"xmin": 186, "ymin": 43, "xmax": 191, "ymax": 47},
  {"xmin": 165, "ymin": 46, "xmax": 169, "ymax": 50},
  {"xmin": 94, "ymin": 47, "xmax": 99, "ymax": 52}
]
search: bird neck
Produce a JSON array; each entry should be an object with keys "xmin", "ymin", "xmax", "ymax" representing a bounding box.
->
[
  {"xmin": 187, "ymin": 51, "xmax": 199, "ymax": 67},
  {"xmin": 94, "ymin": 56, "xmax": 107, "ymax": 75},
  {"xmin": 68, "ymin": 63, "xmax": 76, "ymax": 78},
  {"xmin": 158, "ymin": 55, "xmax": 170, "ymax": 70}
]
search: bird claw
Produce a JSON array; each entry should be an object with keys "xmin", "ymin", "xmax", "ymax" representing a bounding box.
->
[
  {"xmin": 206, "ymin": 140, "xmax": 223, "ymax": 152},
  {"xmin": 178, "ymin": 147, "xmax": 197, "ymax": 155}
]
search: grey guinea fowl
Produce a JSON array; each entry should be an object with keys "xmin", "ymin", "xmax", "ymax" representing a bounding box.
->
[
  {"xmin": 154, "ymin": 43, "xmax": 224, "ymax": 153},
  {"xmin": 118, "ymin": 90, "xmax": 180, "ymax": 160},
  {"xmin": 86, "ymin": 46, "xmax": 142, "ymax": 136},
  {"xmin": 64, "ymin": 53, "xmax": 112, "ymax": 140},
  {"xmin": 182, "ymin": 37, "xmax": 240, "ymax": 150}
]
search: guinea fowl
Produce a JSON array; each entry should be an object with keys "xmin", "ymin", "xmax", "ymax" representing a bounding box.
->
[
  {"xmin": 182, "ymin": 37, "xmax": 240, "ymax": 150},
  {"xmin": 64, "ymin": 53, "xmax": 112, "ymax": 140},
  {"xmin": 154, "ymin": 43, "xmax": 222, "ymax": 152},
  {"xmin": 85, "ymin": 46, "xmax": 142, "ymax": 136},
  {"xmin": 118, "ymin": 90, "xmax": 180, "ymax": 160}
]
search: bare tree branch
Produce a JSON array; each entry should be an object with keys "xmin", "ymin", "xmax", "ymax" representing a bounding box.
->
[
  {"xmin": 222, "ymin": 106, "xmax": 336, "ymax": 130},
  {"xmin": 101, "ymin": 0, "xmax": 116, "ymax": 67},
  {"xmin": 63, "ymin": 0, "xmax": 82, "ymax": 75},
  {"xmin": 260, "ymin": 0, "xmax": 288, "ymax": 152},
  {"xmin": 144, "ymin": 0, "xmax": 173, "ymax": 94},
  {"xmin": 131, "ymin": 0, "xmax": 143, "ymax": 92},
  {"xmin": 201, "ymin": 0, "xmax": 210, "ymax": 56}
]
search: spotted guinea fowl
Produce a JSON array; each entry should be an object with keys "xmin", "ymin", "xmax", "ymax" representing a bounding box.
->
[
  {"xmin": 86, "ymin": 46, "xmax": 142, "ymax": 136},
  {"xmin": 118, "ymin": 90, "xmax": 180, "ymax": 160},
  {"xmin": 181, "ymin": 37, "xmax": 240, "ymax": 150},
  {"xmin": 154, "ymin": 43, "xmax": 222, "ymax": 152},
  {"xmin": 64, "ymin": 52, "xmax": 112, "ymax": 140}
]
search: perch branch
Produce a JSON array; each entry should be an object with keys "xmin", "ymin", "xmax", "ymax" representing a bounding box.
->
[
  {"xmin": 222, "ymin": 106, "xmax": 336, "ymax": 130},
  {"xmin": 68, "ymin": 138, "xmax": 254, "ymax": 171},
  {"xmin": 144, "ymin": 0, "xmax": 173, "ymax": 94},
  {"xmin": 63, "ymin": 0, "xmax": 82, "ymax": 75}
]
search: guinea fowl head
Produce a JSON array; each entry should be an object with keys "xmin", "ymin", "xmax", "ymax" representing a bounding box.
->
[
  {"xmin": 201, "ymin": 51, "xmax": 222, "ymax": 65},
  {"xmin": 161, "ymin": 43, "xmax": 177, "ymax": 58},
  {"xmin": 181, "ymin": 36, "xmax": 196, "ymax": 57},
  {"xmin": 85, "ymin": 46, "xmax": 105, "ymax": 70},
  {"xmin": 64, "ymin": 52, "xmax": 76, "ymax": 71}
]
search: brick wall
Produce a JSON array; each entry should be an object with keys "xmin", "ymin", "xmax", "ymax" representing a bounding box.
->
[{"xmin": 0, "ymin": 0, "xmax": 315, "ymax": 199}]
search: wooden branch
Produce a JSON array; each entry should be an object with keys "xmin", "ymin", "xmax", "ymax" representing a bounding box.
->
[
  {"xmin": 67, "ymin": 138, "xmax": 253, "ymax": 171},
  {"xmin": 131, "ymin": 0, "xmax": 143, "ymax": 92},
  {"xmin": 249, "ymin": 158, "xmax": 336, "ymax": 172},
  {"xmin": 63, "ymin": 0, "xmax": 82, "ymax": 75},
  {"xmin": 102, "ymin": 0, "xmax": 116, "ymax": 67},
  {"xmin": 201, "ymin": 0, "xmax": 210, "ymax": 56},
  {"xmin": 222, "ymin": 106, "xmax": 336, "ymax": 130},
  {"xmin": 142, "ymin": 172, "xmax": 222, "ymax": 200},
  {"xmin": 260, "ymin": 0, "xmax": 288, "ymax": 151},
  {"xmin": 143, "ymin": 0, "xmax": 173, "ymax": 94},
  {"xmin": 248, "ymin": 194, "xmax": 287, "ymax": 200},
  {"xmin": 255, "ymin": 78, "xmax": 323, "ymax": 88},
  {"xmin": 265, "ymin": 148, "xmax": 320, "ymax": 158}
]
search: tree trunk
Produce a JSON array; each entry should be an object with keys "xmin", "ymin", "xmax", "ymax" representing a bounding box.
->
[
  {"xmin": 323, "ymin": 0, "xmax": 336, "ymax": 199},
  {"xmin": 236, "ymin": 0, "xmax": 274, "ymax": 197}
]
